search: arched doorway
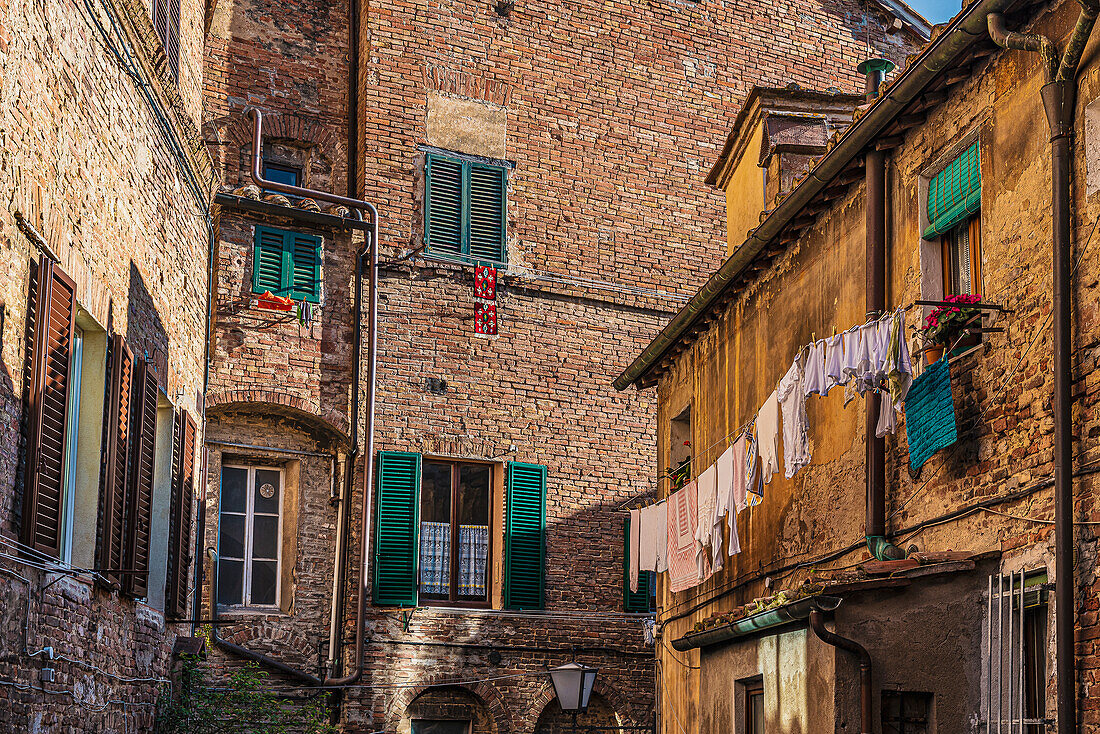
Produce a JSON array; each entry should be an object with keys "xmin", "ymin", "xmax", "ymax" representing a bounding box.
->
[
  {"xmin": 401, "ymin": 685, "xmax": 499, "ymax": 734},
  {"xmin": 534, "ymin": 692, "xmax": 621, "ymax": 734}
]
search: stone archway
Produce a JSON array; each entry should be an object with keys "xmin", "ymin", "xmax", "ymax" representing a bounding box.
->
[{"xmin": 395, "ymin": 684, "xmax": 507, "ymax": 734}]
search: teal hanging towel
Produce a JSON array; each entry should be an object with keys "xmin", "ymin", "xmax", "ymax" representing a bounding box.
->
[{"xmin": 904, "ymin": 357, "xmax": 957, "ymax": 471}]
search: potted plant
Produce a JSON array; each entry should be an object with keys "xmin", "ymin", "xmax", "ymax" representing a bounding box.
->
[
  {"xmin": 917, "ymin": 294, "xmax": 982, "ymax": 363},
  {"xmin": 665, "ymin": 442, "xmax": 692, "ymax": 491}
]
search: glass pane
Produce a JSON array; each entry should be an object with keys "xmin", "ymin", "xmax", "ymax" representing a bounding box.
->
[
  {"xmin": 264, "ymin": 164, "xmax": 299, "ymax": 188},
  {"xmin": 221, "ymin": 467, "xmax": 248, "ymax": 513},
  {"xmin": 751, "ymin": 692, "xmax": 764, "ymax": 734},
  {"xmin": 218, "ymin": 514, "xmax": 246, "ymax": 559},
  {"xmin": 421, "ymin": 463, "xmax": 452, "ymax": 523},
  {"xmin": 254, "ymin": 469, "xmax": 281, "ymax": 515},
  {"xmin": 457, "ymin": 464, "xmax": 490, "ymax": 600},
  {"xmin": 218, "ymin": 559, "xmax": 244, "ymax": 606},
  {"xmin": 252, "ymin": 515, "xmax": 279, "ymax": 560},
  {"xmin": 251, "ymin": 560, "xmax": 278, "ymax": 606}
]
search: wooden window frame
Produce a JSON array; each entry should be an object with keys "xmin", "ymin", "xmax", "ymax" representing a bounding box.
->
[
  {"xmin": 744, "ymin": 680, "xmax": 764, "ymax": 734},
  {"xmin": 940, "ymin": 211, "xmax": 982, "ymax": 298},
  {"xmin": 165, "ymin": 409, "xmax": 195, "ymax": 619},
  {"xmin": 218, "ymin": 463, "xmax": 284, "ymax": 610},
  {"xmin": 417, "ymin": 458, "xmax": 495, "ymax": 609}
]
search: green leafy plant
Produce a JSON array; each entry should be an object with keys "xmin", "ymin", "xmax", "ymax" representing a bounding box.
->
[
  {"xmin": 665, "ymin": 442, "xmax": 692, "ymax": 492},
  {"xmin": 155, "ymin": 655, "xmax": 339, "ymax": 734}
]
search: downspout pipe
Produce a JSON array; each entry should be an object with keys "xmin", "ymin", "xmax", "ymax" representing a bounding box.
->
[
  {"xmin": 987, "ymin": 7, "xmax": 1099, "ymax": 733},
  {"xmin": 808, "ymin": 600, "xmax": 872, "ymax": 734},
  {"xmin": 858, "ymin": 58, "xmax": 905, "ymax": 563},
  {"xmin": 208, "ymin": 107, "xmax": 380, "ymax": 689}
]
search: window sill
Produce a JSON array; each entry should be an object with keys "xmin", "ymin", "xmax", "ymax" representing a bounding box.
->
[{"xmin": 216, "ymin": 606, "xmax": 289, "ymax": 618}]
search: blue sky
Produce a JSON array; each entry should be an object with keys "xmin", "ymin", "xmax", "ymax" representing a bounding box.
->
[{"xmin": 909, "ymin": 0, "xmax": 962, "ymax": 23}]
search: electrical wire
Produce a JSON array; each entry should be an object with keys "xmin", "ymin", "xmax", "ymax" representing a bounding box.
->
[
  {"xmin": 654, "ymin": 659, "xmax": 688, "ymax": 734},
  {"xmin": 0, "ymin": 677, "xmax": 158, "ymax": 713}
]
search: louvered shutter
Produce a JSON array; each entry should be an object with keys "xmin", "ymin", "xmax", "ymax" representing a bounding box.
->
[
  {"xmin": 166, "ymin": 0, "xmax": 180, "ymax": 78},
  {"xmin": 123, "ymin": 358, "xmax": 158, "ymax": 597},
  {"xmin": 289, "ymin": 232, "xmax": 321, "ymax": 303},
  {"xmin": 252, "ymin": 227, "xmax": 286, "ymax": 295},
  {"xmin": 924, "ymin": 141, "xmax": 981, "ymax": 239},
  {"xmin": 20, "ymin": 257, "xmax": 77, "ymax": 558},
  {"xmin": 468, "ymin": 164, "xmax": 506, "ymax": 262},
  {"xmin": 372, "ymin": 451, "xmax": 420, "ymax": 607},
  {"xmin": 165, "ymin": 410, "xmax": 196, "ymax": 619},
  {"xmin": 425, "ymin": 155, "xmax": 463, "ymax": 255},
  {"xmin": 623, "ymin": 519, "xmax": 653, "ymax": 613},
  {"xmin": 97, "ymin": 334, "xmax": 133, "ymax": 590},
  {"xmin": 504, "ymin": 462, "xmax": 546, "ymax": 610}
]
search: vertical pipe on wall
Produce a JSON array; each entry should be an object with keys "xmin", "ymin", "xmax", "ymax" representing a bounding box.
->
[{"xmin": 858, "ymin": 58, "xmax": 904, "ymax": 561}]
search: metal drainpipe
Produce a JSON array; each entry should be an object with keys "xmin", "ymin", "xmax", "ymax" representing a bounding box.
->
[
  {"xmin": 808, "ymin": 605, "xmax": 872, "ymax": 734},
  {"xmin": 987, "ymin": 9, "xmax": 1099, "ymax": 731},
  {"xmin": 858, "ymin": 58, "xmax": 905, "ymax": 562},
  {"xmin": 207, "ymin": 107, "xmax": 380, "ymax": 689}
]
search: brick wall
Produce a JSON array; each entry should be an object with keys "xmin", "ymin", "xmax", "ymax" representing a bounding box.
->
[
  {"xmin": 201, "ymin": 0, "xmax": 922, "ymax": 729},
  {"xmin": 0, "ymin": 0, "xmax": 211, "ymax": 726}
]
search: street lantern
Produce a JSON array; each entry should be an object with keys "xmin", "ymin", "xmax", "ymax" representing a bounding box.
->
[{"xmin": 549, "ymin": 661, "xmax": 598, "ymax": 713}]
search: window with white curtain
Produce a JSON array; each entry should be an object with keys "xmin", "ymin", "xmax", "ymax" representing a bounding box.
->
[{"xmin": 418, "ymin": 461, "xmax": 491, "ymax": 606}]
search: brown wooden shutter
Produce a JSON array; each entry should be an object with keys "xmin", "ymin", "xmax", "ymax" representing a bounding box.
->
[
  {"xmin": 123, "ymin": 358, "xmax": 158, "ymax": 597},
  {"xmin": 165, "ymin": 409, "xmax": 195, "ymax": 618},
  {"xmin": 97, "ymin": 334, "xmax": 133, "ymax": 589},
  {"xmin": 20, "ymin": 256, "xmax": 77, "ymax": 559}
]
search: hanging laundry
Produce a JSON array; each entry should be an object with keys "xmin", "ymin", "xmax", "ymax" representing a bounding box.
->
[
  {"xmin": 695, "ymin": 464, "xmax": 718, "ymax": 578},
  {"xmin": 824, "ymin": 332, "xmax": 845, "ymax": 391},
  {"xmin": 841, "ymin": 325, "xmax": 863, "ymax": 385},
  {"xmin": 756, "ymin": 390, "xmax": 781, "ymax": 484},
  {"xmin": 728, "ymin": 436, "xmax": 749, "ymax": 516},
  {"xmin": 474, "ymin": 302, "xmax": 498, "ymax": 335},
  {"xmin": 629, "ymin": 508, "xmax": 642, "ymax": 593},
  {"xmin": 655, "ymin": 501, "xmax": 668, "ymax": 573},
  {"xmin": 744, "ymin": 423, "xmax": 763, "ymax": 507},
  {"xmin": 802, "ymin": 340, "xmax": 828, "ymax": 396},
  {"xmin": 885, "ymin": 309, "xmax": 913, "ymax": 409},
  {"xmin": 638, "ymin": 501, "xmax": 664, "ymax": 573},
  {"xmin": 666, "ymin": 480, "xmax": 701, "ymax": 593},
  {"xmin": 875, "ymin": 389, "xmax": 897, "ymax": 437},
  {"xmin": 714, "ymin": 445, "xmax": 735, "ymax": 522},
  {"xmin": 778, "ymin": 355, "xmax": 811, "ymax": 478},
  {"xmin": 474, "ymin": 262, "xmax": 497, "ymax": 299},
  {"xmin": 904, "ymin": 356, "xmax": 957, "ymax": 471}
]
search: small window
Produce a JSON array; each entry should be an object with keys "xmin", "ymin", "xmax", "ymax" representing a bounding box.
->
[
  {"xmin": 881, "ymin": 691, "xmax": 931, "ymax": 734},
  {"xmin": 262, "ymin": 161, "xmax": 301, "ymax": 193},
  {"xmin": 419, "ymin": 460, "xmax": 492, "ymax": 606},
  {"xmin": 150, "ymin": 0, "xmax": 180, "ymax": 78},
  {"xmin": 744, "ymin": 680, "xmax": 764, "ymax": 734},
  {"xmin": 252, "ymin": 225, "xmax": 322, "ymax": 303},
  {"xmin": 218, "ymin": 464, "xmax": 283, "ymax": 608},
  {"xmin": 941, "ymin": 212, "xmax": 982, "ymax": 297},
  {"xmin": 425, "ymin": 152, "xmax": 507, "ymax": 263},
  {"xmin": 1023, "ymin": 582, "xmax": 1048, "ymax": 732}
]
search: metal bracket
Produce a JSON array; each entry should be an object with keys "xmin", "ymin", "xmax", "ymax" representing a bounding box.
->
[{"xmin": 402, "ymin": 608, "xmax": 416, "ymax": 633}]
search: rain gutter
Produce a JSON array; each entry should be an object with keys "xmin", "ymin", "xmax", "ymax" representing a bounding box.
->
[
  {"xmin": 613, "ymin": 0, "xmax": 1018, "ymax": 392},
  {"xmin": 670, "ymin": 595, "xmax": 840, "ymax": 651}
]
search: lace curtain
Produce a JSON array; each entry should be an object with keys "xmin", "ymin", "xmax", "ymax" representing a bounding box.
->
[{"xmin": 418, "ymin": 522, "xmax": 489, "ymax": 598}]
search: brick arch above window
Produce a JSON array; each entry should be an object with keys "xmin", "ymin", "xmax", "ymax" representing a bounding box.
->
[
  {"xmin": 527, "ymin": 678, "xmax": 642, "ymax": 732},
  {"xmin": 206, "ymin": 390, "xmax": 350, "ymax": 446},
  {"xmin": 203, "ymin": 112, "xmax": 347, "ymax": 188},
  {"xmin": 389, "ymin": 679, "xmax": 512, "ymax": 734}
]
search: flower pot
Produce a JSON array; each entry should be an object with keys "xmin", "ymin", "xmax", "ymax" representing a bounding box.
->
[{"xmin": 923, "ymin": 344, "xmax": 945, "ymax": 364}]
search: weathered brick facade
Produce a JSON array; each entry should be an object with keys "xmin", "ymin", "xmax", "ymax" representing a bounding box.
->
[
  {"xmin": 200, "ymin": 0, "xmax": 923, "ymax": 730},
  {"xmin": 0, "ymin": 0, "xmax": 211, "ymax": 727}
]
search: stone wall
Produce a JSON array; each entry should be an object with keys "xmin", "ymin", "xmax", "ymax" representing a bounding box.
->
[{"xmin": 0, "ymin": 0, "xmax": 211, "ymax": 727}]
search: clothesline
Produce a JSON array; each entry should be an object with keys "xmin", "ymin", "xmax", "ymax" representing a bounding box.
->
[{"xmin": 626, "ymin": 306, "xmax": 920, "ymax": 596}]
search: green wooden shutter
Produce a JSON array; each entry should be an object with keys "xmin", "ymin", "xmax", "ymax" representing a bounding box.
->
[
  {"xmin": 924, "ymin": 141, "xmax": 981, "ymax": 239},
  {"xmin": 426, "ymin": 155, "xmax": 463, "ymax": 255},
  {"xmin": 289, "ymin": 232, "xmax": 321, "ymax": 303},
  {"xmin": 468, "ymin": 164, "xmax": 506, "ymax": 262},
  {"xmin": 373, "ymin": 451, "xmax": 421, "ymax": 607},
  {"xmin": 252, "ymin": 227, "xmax": 286, "ymax": 295},
  {"xmin": 622, "ymin": 519, "xmax": 653, "ymax": 613},
  {"xmin": 504, "ymin": 462, "xmax": 546, "ymax": 610}
]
